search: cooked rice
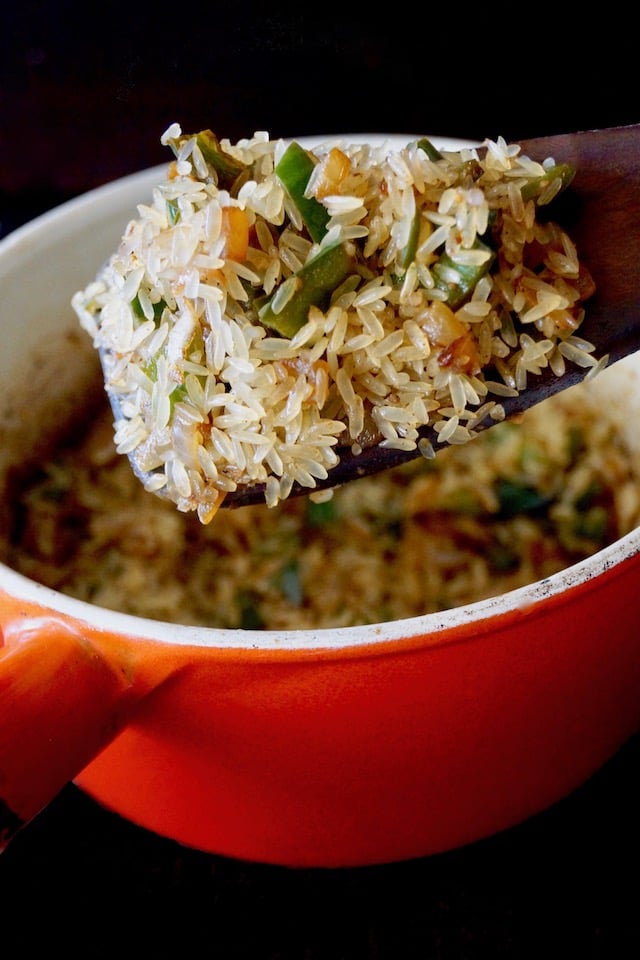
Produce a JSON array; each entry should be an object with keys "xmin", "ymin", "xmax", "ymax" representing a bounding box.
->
[
  {"xmin": 72, "ymin": 126, "xmax": 599, "ymax": 522},
  {"xmin": 2, "ymin": 382, "xmax": 639, "ymax": 630}
]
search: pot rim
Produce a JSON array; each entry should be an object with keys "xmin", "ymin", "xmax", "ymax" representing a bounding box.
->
[{"xmin": 2, "ymin": 524, "xmax": 639, "ymax": 651}]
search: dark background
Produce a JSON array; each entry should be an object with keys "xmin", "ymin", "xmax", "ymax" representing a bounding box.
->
[
  {"xmin": 2, "ymin": 2, "xmax": 639, "ymax": 234},
  {"xmin": 2, "ymin": 4, "xmax": 640, "ymax": 957}
]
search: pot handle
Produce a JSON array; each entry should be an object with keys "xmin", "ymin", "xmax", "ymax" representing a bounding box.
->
[{"xmin": 0, "ymin": 617, "xmax": 145, "ymax": 852}]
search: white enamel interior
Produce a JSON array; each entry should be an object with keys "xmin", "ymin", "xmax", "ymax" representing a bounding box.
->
[{"xmin": 1, "ymin": 135, "xmax": 640, "ymax": 650}]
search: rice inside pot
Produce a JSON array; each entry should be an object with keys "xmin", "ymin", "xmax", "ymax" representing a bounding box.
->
[{"xmin": 2, "ymin": 380, "xmax": 639, "ymax": 630}]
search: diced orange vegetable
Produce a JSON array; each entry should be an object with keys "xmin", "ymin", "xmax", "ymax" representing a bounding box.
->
[
  {"xmin": 418, "ymin": 301, "xmax": 481, "ymax": 375},
  {"xmin": 419, "ymin": 300, "xmax": 467, "ymax": 347},
  {"xmin": 312, "ymin": 148, "xmax": 351, "ymax": 199},
  {"xmin": 438, "ymin": 332, "xmax": 482, "ymax": 376},
  {"xmin": 221, "ymin": 206, "xmax": 249, "ymax": 262}
]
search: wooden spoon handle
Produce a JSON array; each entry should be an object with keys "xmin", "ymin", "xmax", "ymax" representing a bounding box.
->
[
  {"xmin": 519, "ymin": 124, "xmax": 640, "ymax": 363},
  {"xmin": 0, "ymin": 619, "xmax": 139, "ymax": 850}
]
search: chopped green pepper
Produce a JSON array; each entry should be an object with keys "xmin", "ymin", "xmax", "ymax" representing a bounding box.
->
[
  {"xmin": 398, "ymin": 208, "xmax": 421, "ymax": 272},
  {"xmin": 306, "ymin": 498, "xmax": 337, "ymax": 526},
  {"xmin": 169, "ymin": 129, "xmax": 247, "ymax": 192},
  {"xmin": 275, "ymin": 141, "xmax": 330, "ymax": 244},
  {"xmin": 141, "ymin": 356, "xmax": 189, "ymax": 412},
  {"xmin": 195, "ymin": 130, "xmax": 247, "ymax": 190},
  {"xmin": 259, "ymin": 242, "xmax": 355, "ymax": 338},
  {"xmin": 166, "ymin": 199, "xmax": 180, "ymax": 226},
  {"xmin": 496, "ymin": 479, "xmax": 552, "ymax": 518},
  {"xmin": 399, "ymin": 139, "xmax": 450, "ymax": 272},
  {"xmin": 431, "ymin": 239, "xmax": 495, "ymax": 309},
  {"xmin": 520, "ymin": 163, "xmax": 575, "ymax": 204},
  {"xmin": 131, "ymin": 295, "xmax": 166, "ymax": 325},
  {"xmin": 416, "ymin": 137, "xmax": 443, "ymax": 162}
]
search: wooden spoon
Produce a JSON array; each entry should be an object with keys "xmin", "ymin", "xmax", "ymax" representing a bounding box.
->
[{"xmin": 104, "ymin": 124, "xmax": 640, "ymax": 508}]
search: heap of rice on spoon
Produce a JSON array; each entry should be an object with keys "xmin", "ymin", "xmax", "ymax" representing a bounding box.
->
[{"xmin": 72, "ymin": 124, "xmax": 600, "ymax": 523}]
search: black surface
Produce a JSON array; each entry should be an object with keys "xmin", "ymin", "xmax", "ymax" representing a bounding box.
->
[
  {"xmin": 2, "ymin": 6, "xmax": 640, "ymax": 956},
  {"xmin": 1, "ymin": 735, "xmax": 639, "ymax": 959},
  {"xmin": 2, "ymin": 3, "xmax": 640, "ymax": 203}
]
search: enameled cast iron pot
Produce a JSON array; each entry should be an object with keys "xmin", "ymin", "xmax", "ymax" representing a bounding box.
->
[{"xmin": 2, "ymin": 137, "xmax": 640, "ymax": 868}]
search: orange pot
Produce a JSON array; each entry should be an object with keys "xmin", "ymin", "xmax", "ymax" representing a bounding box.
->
[{"xmin": 1, "ymin": 139, "xmax": 640, "ymax": 867}]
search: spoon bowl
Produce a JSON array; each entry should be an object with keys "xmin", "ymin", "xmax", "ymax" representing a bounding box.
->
[{"xmin": 97, "ymin": 125, "xmax": 640, "ymax": 508}]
